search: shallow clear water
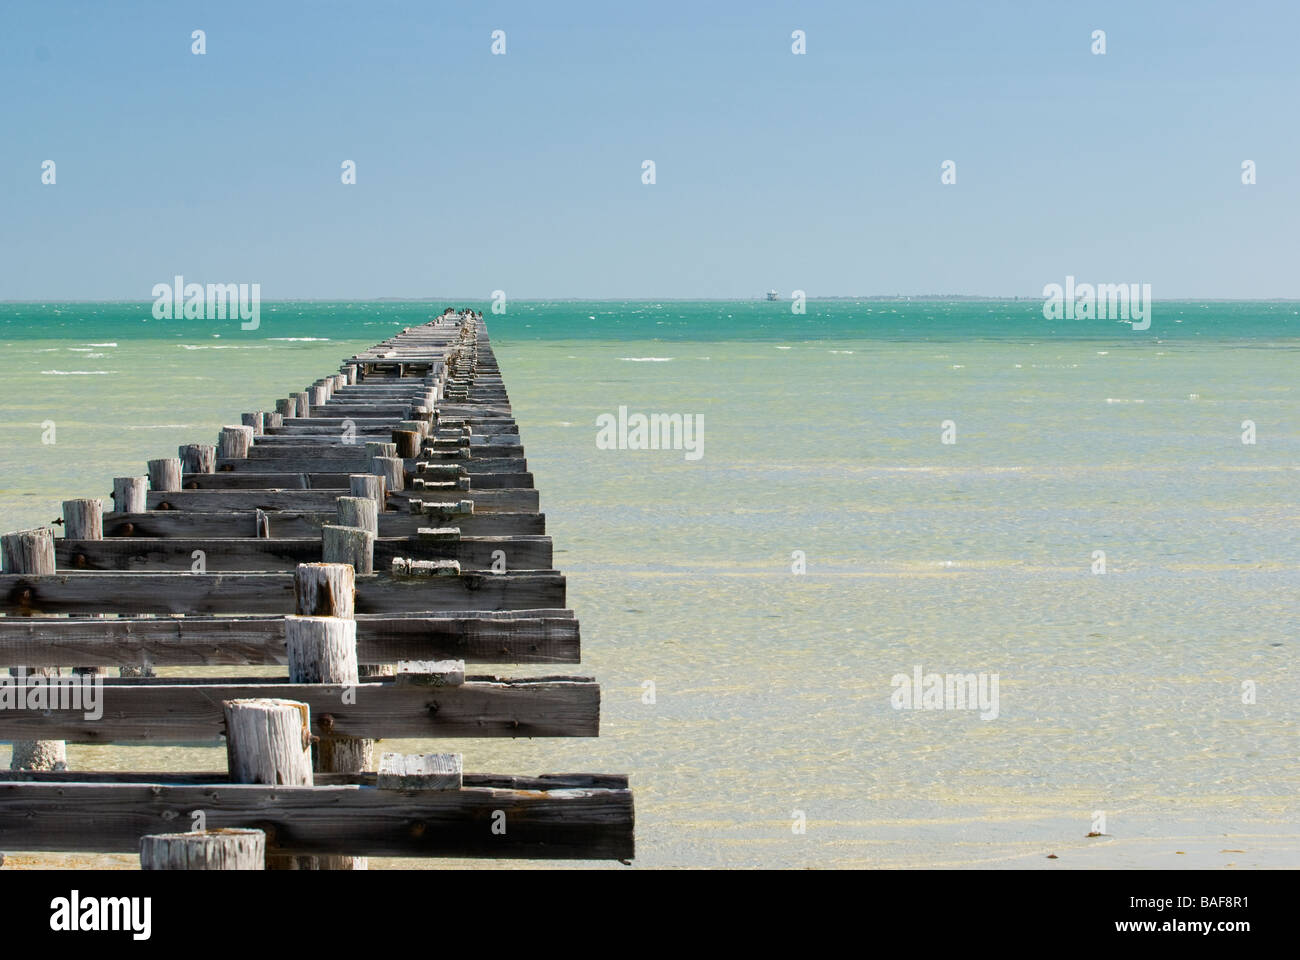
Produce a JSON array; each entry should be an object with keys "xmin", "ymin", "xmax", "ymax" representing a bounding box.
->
[{"xmin": 1, "ymin": 302, "xmax": 1296, "ymax": 868}]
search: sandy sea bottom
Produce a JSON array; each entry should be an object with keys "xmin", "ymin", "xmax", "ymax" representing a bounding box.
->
[{"xmin": 1, "ymin": 334, "xmax": 1297, "ymax": 868}]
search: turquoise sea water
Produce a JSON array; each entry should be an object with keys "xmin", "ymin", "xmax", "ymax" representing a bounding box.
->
[{"xmin": 0, "ymin": 301, "xmax": 1297, "ymax": 868}]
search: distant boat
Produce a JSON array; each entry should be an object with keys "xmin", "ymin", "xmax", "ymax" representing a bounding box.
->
[{"xmin": 765, "ymin": 290, "xmax": 779, "ymax": 301}]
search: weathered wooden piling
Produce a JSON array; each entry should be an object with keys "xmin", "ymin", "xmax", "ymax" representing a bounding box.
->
[
  {"xmin": 321, "ymin": 524, "xmax": 374, "ymax": 574},
  {"xmin": 112, "ymin": 476, "xmax": 147, "ymax": 513},
  {"xmin": 372, "ymin": 455, "xmax": 404, "ymax": 493},
  {"xmin": 218, "ymin": 425, "xmax": 254, "ymax": 459},
  {"xmin": 178, "ymin": 442, "xmax": 215, "ymax": 475},
  {"xmin": 348, "ymin": 474, "xmax": 385, "ymax": 508},
  {"xmin": 223, "ymin": 697, "xmax": 313, "ymax": 786},
  {"xmin": 285, "ymin": 614, "xmax": 366, "ymax": 869},
  {"xmin": 2, "ymin": 528, "xmax": 66, "ymax": 772},
  {"xmin": 337, "ymin": 496, "xmax": 378, "ymax": 536},
  {"xmin": 294, "ymin": 562, "xmax": 355, "ymax": 620},
  {"xmin": 140, "ymin": 828, "xmax": 266, "ymax": 870},
  {"xmin": 147, "ymin": 458, "xmax": 182, "ymax": 492},
  {"xmin": 62, "ymin": 499, "xmax": 103, "ymax": 540}
]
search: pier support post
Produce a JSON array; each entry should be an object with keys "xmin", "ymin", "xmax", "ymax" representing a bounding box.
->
[
  {"xmin": 2, "ymin": 528, "xmax": 66, "ymax": 772},
  {"xmin": 217, "ymin": 425, "xmax": 254, "ymax": 460},
  {"xmin": 349, "ymin": 474, "xmax": 385, "ymax": 511},
  {"xmin": 178, "ymin": 443, "xmax": 215, "ymax": 475},
  {"xmin": 337, "ymin": 496, "xmax": 378, "ymax": 536},
  {"xmin": 147, "ymin": 458, "xmax": 182, "ymax": 492},
  {"xmin": 276, "ymin": 397, "xmax": 297, "ymax": 420},
  {"xmin": 223, "ymin": 698, "xmax": 314, "ymax": 867},
  {"xmin": 140, "ymin": 828, "xmax": 266, "ymax": 870},
  {"xmin": 322, "ymin": 524, "xmax": 374, "ymax": 574},
  {"xmin": 112, "ymin": 476, "xmax": 147, "ymax": 513},
  {"xmin": 295, "ymin": 391, "xmax": 311, "ymax": 419},
  {"xmin": 240, "ymin": 412, "xmax": 265, "ymax": 436},
  {"xmin": 392, "ymin": 429, "xmax": 421, "ymax": 459},
  {"xmin": 294, "ymin": 562, "xmax": 355, "ymax": 619},
  {"xmin": 285, "ymin": 615, "xmax": 368, "ymax": 869},
  {"xmin": 373, "ymin": 456, "xmax": 404, "ymax": 493},
  {"xmin": 61, "ymin": 498, "xmax": 103, "ymax": 540}
]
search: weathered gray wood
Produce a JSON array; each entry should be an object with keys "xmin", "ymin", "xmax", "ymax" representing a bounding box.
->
[
  {"xmin": 372, "ymin": 455, "xmax": 404, "ymax": 493},
  {"xmin": 0, "ymin": 781, "xmax": 635, "ymax": 859},
  {"xmin": 364, "ymin": 441, "xmax": 397, "ymax": 460},
  {"xmin": 285, "ymin": 616, "xmax": 358, "ymax": 686},
  {"xmin": 276, "ymin": 397, "xmax": 298, "ymax": 419},
  {"xmin": 140, "ymin": 828, "xmax": 266, "ymax": 870},
  {"xmin": 146, "ymin": 458, "xmax": 182, "ymax": 492},
  {"xmin": 112, "ymin": 477, "xmax": 147, "ymax": 513},
  {"xmin": 2, "ymin": 528, "xmax": 64, "ymax": 772},
  {"xmin": 217, "ymin": 425, "xmax": 254, "ymax": 459},
  {"xmin": 407, "ymin": 498, "xmax": 476, "ymax": 518},
  {"xmin": 395, "ymin": 659, "xmax": 465, "ymax": 685},
  {"xmin": 266, "ymin": 412, "xmax": 284, "ymax": 430},
  {"xmin": 0, "ymin": 569, "xmax": 565, "ymax": 615},
  {"xmin": 223, "ymin": 454, "xmax": 527, "ymax": 473},
  {"xmin": 0, "ymin": 677, "xmax": 600, "ymax": 740},
  {"xmin": 240, "ymin": 411, "xmax": 265, "ymax": 436},
  {"xmin": 102, "ymin": 510, "xmax": 547, "ymax": 538},
  {"xmin": 392, "ymin": 557, "xmax": 461, "ymax": 577},
  {"xmin": 178, "ymin": 443, "xmax": 216, "ymax": 475},
  {"xmin": 1, "ymin": 769, "xmax": 615, "ymax": 790},
  {"xmin": 376, "ymin": 753, "xmax": 461, "ymax": 791},
  {"xmin": 255, "ymin": 508, "xmax": 270, "ymax": 538},
  {"xmin": 61, "ymin": 499, "xmax": 103, "ymax": 541},
  {"xmin": 223, "ymin": 698, "xmax": 313, "ymax": 785},
  {"xmin": 294, "ymin": 562, "xmax": 355, "ymax": 618},
  {"xmin": 321, "ymin": 524, "xmax": 374, "ymax": 574},
  {"xmin": 285, "ymin": 614, "xmax": 367, "ymax": 868},
  {"xmin": 417, "ymin": 527, "xmax": 460, "ymax": 541},
  {"xmin": 143, "ymin": 487, "xmax": 534, "ymax": 513},
  {"xmin": 295, "ymin": 391, "xmax": 311, "ymax": 418},
  {"xmin": 337, "ymin": 497, "xmax": 378, "ymax": 537},
  {"xmin": 348, "ymin": 474, "xmax": 385, "ymax": 507},
  {"xmin": 54, "ymin": 534, "xmax": 551, "ymax": 572},
  {"xmin": 0, "ymin": 611, "xmax": 580, "ymax": 666}
]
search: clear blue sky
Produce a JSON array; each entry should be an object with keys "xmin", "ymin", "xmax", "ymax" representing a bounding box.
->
[{"xmin": 2, "ymin": 0, "xmax": 1297, "ymax": 299}]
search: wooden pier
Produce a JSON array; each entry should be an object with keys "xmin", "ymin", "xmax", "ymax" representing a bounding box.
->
[{"xmin": 0, "ymin": 312, "xmax": 634, "ymax": 867}]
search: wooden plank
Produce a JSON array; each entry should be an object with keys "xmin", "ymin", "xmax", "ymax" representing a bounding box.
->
[
  {"xmin": 145, "ymin": 487, "xmax": 538, "ymax": 513},
  {"xmin": 102, "ymin": 511, "xmax": 546, "ymax": 538},
  {"xmin": 0, "ymin": 611, "xmax": 580, "ymax": 666},
  {"xmin": 0, "ymin": 770, "xmax": 622, "ymax": 789},
  {"xmin": 0, "ymin": 570, "xmax": 565, "ymax": 615},
  {"xmin": 0, "ymin": 781, "xmax": 633, "ymax": 859},
  {"xmin": 376, "ymin": 753, "xmax": 462, "ymax": 790},
  {"xmin": 215, "ymin": 456, "xmax": 526, "ymax": 473},
  {"xmin": 182, "ymin": 471, "xmax": 534, "ymax": 490},
  {"xmin": 0, "ymin": 675, "xmax": 598, "ymax": 740},
  {"xmin": 56, "ymin": 535, "xmax": 553, "ymax": 571}
]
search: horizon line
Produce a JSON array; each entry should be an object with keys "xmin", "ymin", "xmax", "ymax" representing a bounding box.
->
[{"xmin": 5, "ymin": 296, "xmax": 1300, "ymax": 305}]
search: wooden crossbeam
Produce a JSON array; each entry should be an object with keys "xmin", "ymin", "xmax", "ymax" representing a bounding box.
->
[
  {"xmin": 0, "ymin": 674, "xmax": 598, "ymax": 740},
  {"xmin": 0, "ymin": 780, "xmax": 633, "ymax": 859}
]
